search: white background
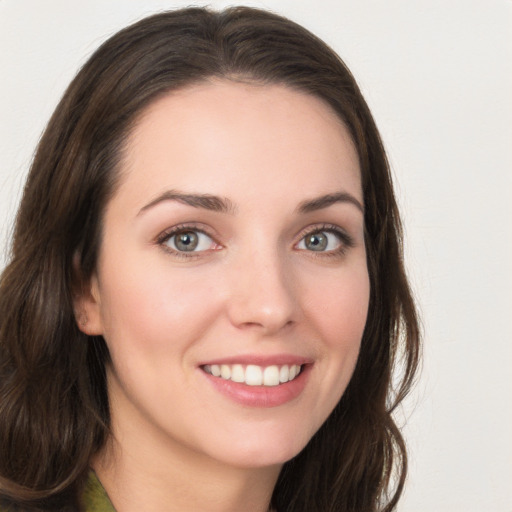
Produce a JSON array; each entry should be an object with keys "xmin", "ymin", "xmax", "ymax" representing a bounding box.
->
[{"xmin": 1, "ymin": 1, "xmax": 511, "ymax": 510}]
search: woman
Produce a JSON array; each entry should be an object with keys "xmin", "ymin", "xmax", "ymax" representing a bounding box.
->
[{"xmin": 0, "ymin": 6, "xmax": 420, "ymax": 512}]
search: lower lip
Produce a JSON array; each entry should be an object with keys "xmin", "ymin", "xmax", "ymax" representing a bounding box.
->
[{"xmin": 201, "ymin": 365, "xmax": 311, "ymax": 408}]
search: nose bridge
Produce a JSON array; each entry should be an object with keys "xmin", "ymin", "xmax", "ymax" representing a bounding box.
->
[{"xmin": 227, "ymin": 240, "xmax": 297, "ymax": 333}]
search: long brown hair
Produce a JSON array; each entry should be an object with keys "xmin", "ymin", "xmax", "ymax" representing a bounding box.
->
[{"xmin": 0, "ymin": 7, "xmax": 420, "ymax": 511}]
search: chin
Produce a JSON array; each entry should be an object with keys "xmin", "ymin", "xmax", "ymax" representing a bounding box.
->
[{"xmin": 202, "ymin": 423, "xmax": 315, "ymax": 470}]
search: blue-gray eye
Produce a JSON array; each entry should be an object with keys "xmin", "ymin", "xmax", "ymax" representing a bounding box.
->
[
  {"xmin": 174, "ymin": 231, "xmax": 198, "ymax": 251},
  {"xmin": 298, "ymin": 230, "xmax": 342, "ymax": 252},
  {"xmin": 165, "ymin": 230, "xmax": 214, "ymax": 252},
  {"xmin": 305, "ymin": 232, "xmax": 327, "ymax": 251}
]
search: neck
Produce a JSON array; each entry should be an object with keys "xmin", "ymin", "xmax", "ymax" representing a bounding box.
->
[
  {"xmin": 93, "ymin": 383, "xmax": 281, "ymax": 512},
  {"xmin": 93, "ymin": 449, "xmax": 279, "ymax": 512},
  {"xmin": 93, "ymin": 440, "xmax": 279, "ymax": 512}
]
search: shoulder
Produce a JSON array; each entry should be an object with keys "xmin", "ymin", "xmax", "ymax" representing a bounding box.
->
[
  {"xmin": 0, "ymin": 472, "xmax": 114, "ymax": 512},
  {"xmin": 0, "ymin": 472, "xmax": 113, "ymax": 512}
]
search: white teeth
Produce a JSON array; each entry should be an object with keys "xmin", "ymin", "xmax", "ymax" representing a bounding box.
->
[
  {"xmin": 263, "ymin": 365, "xmax": 280, "ymax": 386},
  {"xmin": 220, "ymin": 364, "xmax": 231, "ymax": 379},
  {"xmin": 245, "ymin": 365, "xmax": 263, "ymax": 386},
  {"xmin": 203, "ymin": 363, "xmax": 302, "ymax": 386},
  {"xmin": 231, "ymin": 364, "xmax": 245, "ymax": 383},
  {"xmin": 279, "ymin": 365, "xmax": 289, "ymax": 383}
]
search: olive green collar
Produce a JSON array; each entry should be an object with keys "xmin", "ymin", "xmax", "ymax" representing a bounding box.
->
[{"xmin": 82, "ymin": 471, "xmax": 116, "ymax": 512}]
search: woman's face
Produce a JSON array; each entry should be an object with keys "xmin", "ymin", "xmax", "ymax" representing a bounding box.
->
[{"xmin": 79, "ymin": 81, "xmax": 369, "ymax": 469}]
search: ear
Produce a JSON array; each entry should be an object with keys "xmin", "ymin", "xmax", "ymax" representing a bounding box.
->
[{"xmin": 72, "ymin": 256, "xmax": 104, "ymax": 336}]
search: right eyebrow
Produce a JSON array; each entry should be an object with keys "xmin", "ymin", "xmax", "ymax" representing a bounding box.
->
[
  {"xmin": 137, "ymin": 190, "xmax": 237, "ymax": 216},
  {"xmin": 297, "ymin": 191, "xmax": 364, "ymax": 214}
]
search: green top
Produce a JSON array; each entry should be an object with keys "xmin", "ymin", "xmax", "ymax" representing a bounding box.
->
[
  {"xmin": 2, "ymin": 472, "xmax": 276, "ymax": 511},
  {"xmin": 81, "ymin": 471, "xmax": 116, "ymax": 512},
  {"xmin": 0, "ymin": 472, "xmax": 115, "ymax": 512}
]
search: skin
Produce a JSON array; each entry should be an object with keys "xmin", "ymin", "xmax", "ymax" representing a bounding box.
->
[{"xmin": 76, "ymin": 80, "xmax": 370, "ymax": 512}]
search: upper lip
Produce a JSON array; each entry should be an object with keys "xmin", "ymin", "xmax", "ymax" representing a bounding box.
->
[{"xmin": 198, "ymin": 354, "xmax": 313, "ymax": 367}]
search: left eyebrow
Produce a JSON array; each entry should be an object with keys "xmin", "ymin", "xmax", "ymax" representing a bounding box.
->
[{"xmin": 296, "ymin": 192, "xmax": 364, "ymax": 214}]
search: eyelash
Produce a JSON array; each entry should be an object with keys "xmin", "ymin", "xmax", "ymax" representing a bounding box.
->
[
  {"xmin": 296, "ymin": 223, "xmax": 355, "ymax": 258},
  {"xmin": 155, "ymin": 223, "xmax": 354, "ymax": 259},
  {"xmin": 156, "ymin": 223, "xmax": 219, "ymax": 259}
]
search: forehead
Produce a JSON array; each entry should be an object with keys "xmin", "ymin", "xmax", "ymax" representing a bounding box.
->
[{"xmin": 116, "ymin": 80, "xmax": 362, "ymax": 207}]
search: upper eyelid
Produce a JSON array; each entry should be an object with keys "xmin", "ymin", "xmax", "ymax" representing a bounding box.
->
[
  {"xmin": 155, "ymin": 223, "xmax": 218, "ymax": 244},
  {"xmin": 294, "ymin": 223, "xmax": 354, "ymax": 243}
]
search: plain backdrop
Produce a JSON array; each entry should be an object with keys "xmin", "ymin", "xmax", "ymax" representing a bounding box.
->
[{"xmin": 1, "ymin": 1, "xmax": 511, "ymax": 510}]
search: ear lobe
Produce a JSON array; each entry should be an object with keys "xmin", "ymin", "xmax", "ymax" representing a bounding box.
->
[{"xmin": 73, "ymin": 273, "xmax": 104, "ymax": 336}]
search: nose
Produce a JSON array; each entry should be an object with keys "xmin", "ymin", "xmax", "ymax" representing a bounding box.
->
[{"xmin": 226, "ymin": 246, "xmax": 297, "ymax": 335}]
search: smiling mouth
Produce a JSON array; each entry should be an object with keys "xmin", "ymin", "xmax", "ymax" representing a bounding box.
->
[{"xmin": 202, "ymin": 363, "xmax": 303, "ymax": 387}]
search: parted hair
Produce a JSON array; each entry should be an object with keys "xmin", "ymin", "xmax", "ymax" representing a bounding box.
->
[{"xmin": 0, "ymin": 7, "xmax": 420, "ymax": 512}]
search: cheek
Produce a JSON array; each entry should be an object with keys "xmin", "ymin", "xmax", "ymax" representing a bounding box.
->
[
  {"xmin": 97, "ymin": 257, "xmax": 223, "ymax": 358},
  {"xmin": 303, "ymin": 263, "xmax": 370, "ymax": 347},
  {"xmin": 285, "ymin": 262, "xmax": 369, "ymax": 440},
  {"xmin": 305, "ymin": 262, "xmax": 369, "ymax": 391}
]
